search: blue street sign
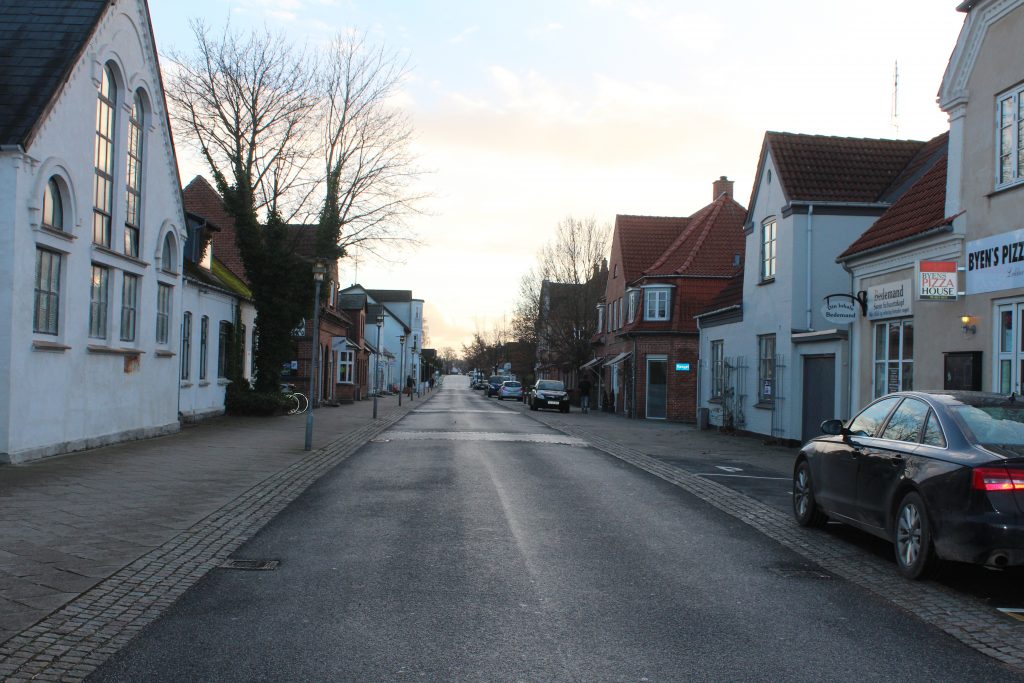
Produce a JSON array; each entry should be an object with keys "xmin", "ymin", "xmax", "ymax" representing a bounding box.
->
[{"xmin": 675, "ymin": 362, "xmax": 691, "ymax": 372}]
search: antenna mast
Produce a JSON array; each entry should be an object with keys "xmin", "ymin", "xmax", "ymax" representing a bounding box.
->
[{"xmin": 891, "ymin": 60, "xmax": 900, "ymax": 137}]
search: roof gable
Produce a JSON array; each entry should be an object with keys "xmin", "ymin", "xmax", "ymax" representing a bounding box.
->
[
  {"xmin": 643, "ymin": 194, "xmax": 746, "ymax": 277},
  {"xmin": 839, "ymin": 136, "xmax": 952, "ymax": 260},
  {"xmin": 0, "ymin": 0, "xmax": 109, "ymax": 147},
  {"xmin": 614, "ymin": 215, "xmax": 688, "ymax": 282},
  {"xmin": 766, "ymin": 132, "xmax": 927, "ymax": 203}
]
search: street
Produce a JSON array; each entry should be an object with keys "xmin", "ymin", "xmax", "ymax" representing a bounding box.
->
[{"xmin": 90, "ymin": 377, "xmax": 1021, "ymax": 681}]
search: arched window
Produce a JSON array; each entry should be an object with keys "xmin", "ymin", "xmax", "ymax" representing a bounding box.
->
[
  {"xmin": 42, "ymin": 177, "xmax": 63, "ymax": 230},
  {"xmin": 93, "ymin": 64, "xmax": 117, "ymax": 247},
  {"xmin": 161, "ymin": 232, "xmax": 177, "ymax": 273},
  {"xmin": 125, "ymin": 91, "xmax": 144, "ymax": 257}
]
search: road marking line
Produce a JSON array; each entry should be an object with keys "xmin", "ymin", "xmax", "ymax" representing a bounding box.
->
[{"xmin": 697, "ymin": 473, "xmax": 790, "ymax": 480}]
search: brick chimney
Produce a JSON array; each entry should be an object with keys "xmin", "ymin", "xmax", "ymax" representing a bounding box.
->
[{"xmin": 713, "ymin": 176, "xmax": 733, "ymax": 201}]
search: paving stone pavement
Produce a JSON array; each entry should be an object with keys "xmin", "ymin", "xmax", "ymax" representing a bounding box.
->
[{"xmin": 4, "ymin": 382, "xmax": 1024, "ymax": 679}]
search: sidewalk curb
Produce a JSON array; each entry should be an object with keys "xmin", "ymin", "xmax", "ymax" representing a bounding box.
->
[
  {"xmin": 0, "ymin": 398, "xmax": 426, "ymax": 681},
  {"xmin": 518, "ymin": 406, "xmax": 1024, "ymax": 673}
]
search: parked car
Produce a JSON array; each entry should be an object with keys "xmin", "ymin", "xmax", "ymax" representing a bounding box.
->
[
  {"xmin": 529, "ymin": 380, "xmax": 569, "ymax": 412},
  {"xmin": 793, "ymin": 390, "xmax": 1024, "ymax": 579},
  {"xmin": 498, "ymin": 380, "xmax": 523, "ymax": 401},
  {"xmin": 484, "ymin": 375, "xmax": 510, "ymax": 397}
]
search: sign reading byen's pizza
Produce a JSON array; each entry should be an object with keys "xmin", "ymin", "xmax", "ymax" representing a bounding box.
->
[
  {"xmin": 918, "ymin": 260, "xmax": 958, "ymax": 300},
  {"xmin": 966, "ymin": 226, "xmax": 1024, "ymax": 294}
]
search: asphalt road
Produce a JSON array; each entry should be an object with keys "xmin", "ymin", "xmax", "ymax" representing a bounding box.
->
[{"xmin": 91, "ymin": 379, "xmax": 1023, "ymax": 681}]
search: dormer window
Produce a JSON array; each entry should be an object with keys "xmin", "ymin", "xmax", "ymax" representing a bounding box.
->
[{"xmin": 643, "ymin": 286, "xmax": 672, "ymax": 321}]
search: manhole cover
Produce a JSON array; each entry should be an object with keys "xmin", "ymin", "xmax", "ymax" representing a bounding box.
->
[
  {"xmin": 221, "ymin": 559, "xmax": 279, "ymax": 571},
  {"xmin": 768, "ymin": 564, "xmax": 832, "ymax": 580}
]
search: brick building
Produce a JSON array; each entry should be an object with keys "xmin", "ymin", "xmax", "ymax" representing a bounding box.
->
[{"xmin": 590, "ymin": 177, "xmax": 746, "ymax": 421}]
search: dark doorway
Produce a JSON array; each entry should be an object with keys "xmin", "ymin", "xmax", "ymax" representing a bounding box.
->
[{"xmin": 802, "ymin": 355, "xmax": 836, "ymax": 442}]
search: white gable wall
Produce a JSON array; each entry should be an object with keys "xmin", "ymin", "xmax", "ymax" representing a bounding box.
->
[{"xmin": 0, "ymin": 1, "xmax": 183, "ymax": 462}]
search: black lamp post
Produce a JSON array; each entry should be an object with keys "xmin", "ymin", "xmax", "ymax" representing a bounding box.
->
[
  {"xmin": 398, "ymin": 334, "xmax": 406, "ymax": 406},
  {"xmin": 304, "ymin": 259, "xmax": 327, "ymax": 451},
  {"xmin": 373, "ymin": 314, "xmax": 384, "ymax": 418}
]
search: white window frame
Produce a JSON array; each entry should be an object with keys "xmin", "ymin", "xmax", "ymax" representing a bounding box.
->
[
  {"xmin": 93, "ymin": 64, "xmax": 117, "ymax": 248},
  {"xmin": 596, "ymin": 304, "xmax": 604, "ymax": 334},
  {"xmin": 338, "ymin": 349, "xmax": 355, "ymax": 383},
  {"xmin": 124, "ymin": 91, "xmax": 144, "ymax": 258},
  {"xmin": 872, "ymin": 318, "xmax": 914, "ymax": 399},
  {"xmin": 761, "ymin": 218, "xmax": 777, "ymax": 282},
  {"xmin": 89, "ymin": 264, "xmax": 109, "ymax": 339},
  {"xmin": 757, "ymin": 334, "xmax": 775, "ymax": 403},
  {"xmin": 997, "ymin": 84, "xmax": 1024, "ymax": 190},
  {"xmin": 33, "ymin": 248, "xmax": 62, "ymax": 335},
  {"xmin": 156, "ymin": 283, "xmax": 172, "ymax": 344},
  {"xmin": 644, "ymin": 287, "xmax": 671, "ymax": 321},
  {"xmin": 627, "ymin": 289, "xmax": 639, "ymax": 323}
]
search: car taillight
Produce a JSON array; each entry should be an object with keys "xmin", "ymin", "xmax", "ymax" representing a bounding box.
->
[{"xmin": 972, "ymin": 466, "xmax": 1024, "ymax": 491}]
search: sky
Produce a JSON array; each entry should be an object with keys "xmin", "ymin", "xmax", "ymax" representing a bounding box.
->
[{"xmin": 148, "ymin": 0, "xmax": 967, "ymax": 353}]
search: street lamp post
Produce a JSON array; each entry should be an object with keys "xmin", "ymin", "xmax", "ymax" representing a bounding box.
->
[
  {"xmin": 304, "ymin": 259, "xmax": 328, "ymax": 452},
  {"xmin": 373, "ymin": 314, "xmax": 384, "ymax": 418},
  {"xmin": 411, "ymin": 338, "xmax": 418, "ymax": 399},
  {"xmin": 398, "ymin": 335, "xmax": 406, "ymax": 406}
]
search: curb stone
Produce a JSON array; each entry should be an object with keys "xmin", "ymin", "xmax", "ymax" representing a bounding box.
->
[
  {"xmin": 0, "ymin": 402, "xmax": 421, "ymax": 681},
  {"xmin": 521, "ymin": 408, "xmax": 1024, "ymax": 674}
]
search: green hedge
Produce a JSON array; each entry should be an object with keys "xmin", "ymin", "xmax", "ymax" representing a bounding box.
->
[{"xmin": 225, "ymin": 383, "xmax": 288, "ymax": 416}]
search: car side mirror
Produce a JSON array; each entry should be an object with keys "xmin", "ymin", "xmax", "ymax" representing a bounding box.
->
[{"xmin": 820, "ymin": 419, "xmax": 846, "ymax": 436}]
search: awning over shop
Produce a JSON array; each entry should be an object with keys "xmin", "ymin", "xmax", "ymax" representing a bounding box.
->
[
  {"xmin": 604, "ymin": 352, "xmax": 632, "ymax": 367},
  {"xmin": 579, "ymin": 357, "xmax": 604, "ymax": 371}
]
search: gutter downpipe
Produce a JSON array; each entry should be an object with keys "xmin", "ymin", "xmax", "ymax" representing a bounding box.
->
[
  {"xmin": 695, "ymin": 315, "xmax": 701, "ymax": 423},
  {"xmin": 806, "ymin": 204, "xmax": 815, "ymax": 331},
  {"xmin": 632, "ymin": 336, "xmax": 638, "ymax": 419},
  {"xmin": 840, "ymin": 258, "xmax": 855, "ymax": 421}
]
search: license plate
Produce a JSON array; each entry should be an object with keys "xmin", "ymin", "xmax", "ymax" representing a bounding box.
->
[{"xmin": 548, "ymin": 400, "xmax": 559, "ymax": 406}]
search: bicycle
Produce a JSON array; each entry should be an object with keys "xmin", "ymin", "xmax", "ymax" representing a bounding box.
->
[{"xmin": 281, "ymin": 384, "xmax": 309, "ymax": 414}]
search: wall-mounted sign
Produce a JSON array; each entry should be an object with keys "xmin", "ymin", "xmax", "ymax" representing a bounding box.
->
[
  {"xmin": 867, "ymin": 280, "xmax": 912, "ymax": 320},
  {"xmin": 821, "ymin": 298, "xmax": 857, "ymax": 325},
  {"xmin": 966, "ymin": 227, "xmax": 1024, "ymax": 294},
  {"xmin": 675, "ymin": 362, "xmax": 691, "ymax": 372},
  {"xmin": 919, "ymin": 260, "xmax": 958, "ymax": 300}
]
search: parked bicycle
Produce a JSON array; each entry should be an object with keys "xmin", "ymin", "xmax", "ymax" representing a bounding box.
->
[{"xmin": 281, "ymin": 383, "xmax": 308, "ymax": 415}]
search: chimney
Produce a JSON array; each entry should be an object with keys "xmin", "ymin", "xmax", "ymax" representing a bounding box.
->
[{"xmin": 713, "ymin": 175, "xmax": 733, "ymax": 201}]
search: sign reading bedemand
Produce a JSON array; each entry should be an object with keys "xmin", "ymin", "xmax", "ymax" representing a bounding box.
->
[
  {"xmin": 867, "ymin": 280, "xmax": 912, "ymax": 320},
  {"xmin": 821, "ymin": 297, "xmax": 857, "ymax": 325},
  {"xmin": 966, "ymin": 227, "xmax": 1024, "ymax": 294}
]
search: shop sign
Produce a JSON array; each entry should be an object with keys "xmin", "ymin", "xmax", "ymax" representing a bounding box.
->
[
  {"xmin": 918, "ymin": 260, "xmax": 958, "ymax": 300},
  {"xmin": 867, "ymin": 280, "xmax": 912, "ymax": 320},
  {"xmin": 821, "ymin": 298, "xmax": 857, "ymax": 325},
  {"xmin": 966, "ymin": 227, "xmax": 1024, "ymax": 294}
]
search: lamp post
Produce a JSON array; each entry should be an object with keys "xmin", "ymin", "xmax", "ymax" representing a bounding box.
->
[
  {"xmin": 304, "ymin": 259, "xmax": 328, "ymax": 451},
  {"xmin": 373, "ymin": 314, "xmax": 384, "ymax": 418},
  {"xmin": 398, "ymin": 335, "xmax": 406, "ymax": 406},
  {"xmin": 411, "ymin": 338, "xmax": 418, "ymax": 399}
]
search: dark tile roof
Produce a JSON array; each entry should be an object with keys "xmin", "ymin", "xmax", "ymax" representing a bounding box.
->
[
  {"xmin": 337, "ymin": 294, "xmax": 367, "ymax": 311},
  {"xmin": 0, "ymin": 0, "xmax": 109, "ymax": 147},
  {"xmin": 366, "ymin": 289, "xmax": 413, "ymax": 303},
  {"xmin": 754, "ymin": 132, "xmax": 928, "ymax": 206},
  {"xmin": 698, "ymin": 270, "xmax": 744, "ymax": 316},
  {"xmin": 840, "ymin": 137, "xmax": 952, "ymax": 260},
  {"xmin": 643, "ymin": 194, "xmax": 746, "ymax": 277}
]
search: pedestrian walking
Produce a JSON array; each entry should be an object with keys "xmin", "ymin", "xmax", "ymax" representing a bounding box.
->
[{"xmin": 579, "ymin": 377, "xmax": 592, "ymax": 414}]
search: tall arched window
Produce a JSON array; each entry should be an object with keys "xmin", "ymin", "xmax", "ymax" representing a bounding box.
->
[
  {"xmin": 161, "ymin": 233, "xmax": 177, "ymax": 273},
  {"xmin": 93, "ymin": 64, "xmax": 117, "ymax": 247},
  {"xmin": 42, "ymin": 177, "xmax": 64, "ymax": 230},
  {"xmin": 125, "ymin": 91, "xmax": 144, "ymax": 257}
]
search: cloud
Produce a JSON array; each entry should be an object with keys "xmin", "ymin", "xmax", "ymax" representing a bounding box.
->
[
  {"xmin": 528, "ymin": 22, "xmax": 564, "ymax": 37},
  {"xmin": 448, "ymin": 25, "xmax": 480, "ymax": 44}
]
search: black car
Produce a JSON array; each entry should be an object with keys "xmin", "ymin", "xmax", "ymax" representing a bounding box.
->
[
  {"xmin": 529, "ymin": 379, "xmax": 569, "ymax": 412},
  {"xmin": 484, "ymin": 375, "xmax": 510, "ymax": 397},
  {"xmin": 793, "ymin": 390, "xmax": 1024, "ymax": 579}
]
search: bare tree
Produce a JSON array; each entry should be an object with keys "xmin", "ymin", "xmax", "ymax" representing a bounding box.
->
[
  {"xmin": 166, "ymin": 21, "xmax": 321, "ymax": 220},
  {"xmin": 318, "ymin": 32, "xmax": 427, "ymax": 262}
]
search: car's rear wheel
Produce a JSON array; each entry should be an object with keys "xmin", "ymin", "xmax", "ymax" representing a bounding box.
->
[
  {"xmin": 894, "ymin": 491, "xmax": 936, "ymax": 580},
  {"xmin": 792, "ymin": 459, "xmax": 827, "ymax": 528}
]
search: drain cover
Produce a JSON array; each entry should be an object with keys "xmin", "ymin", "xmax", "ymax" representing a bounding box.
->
[{"xmin": 221, "ymin": 559, "xmax": 279, "ymax": 571}]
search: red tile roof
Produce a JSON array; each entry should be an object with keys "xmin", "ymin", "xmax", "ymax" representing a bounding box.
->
[
  {"xmin": 182, "ymin": 176, "xmax": 248, "ymax": 285},
  {"xmin": 643, "ymin": 194, "xmax": 746, "ymax": 277},
  {"xmin": 755, "ymin": 132, "xmax": 928, "ymax": 205},
  {"xmin": 839, "ymin": 138, "xmax": 952, "ymax": 260},
  {"xmin": 699, "ymin": 270, "xmax": 744, "ymax": 316},
  {"xmin": 615, "ymin": 215, "xmax": 690, "ymax": 282}
]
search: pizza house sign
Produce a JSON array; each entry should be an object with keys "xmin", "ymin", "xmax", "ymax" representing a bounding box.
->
[{"xmin": 918, "ymin": 260, "xmax": 958, "ymax": 301}]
